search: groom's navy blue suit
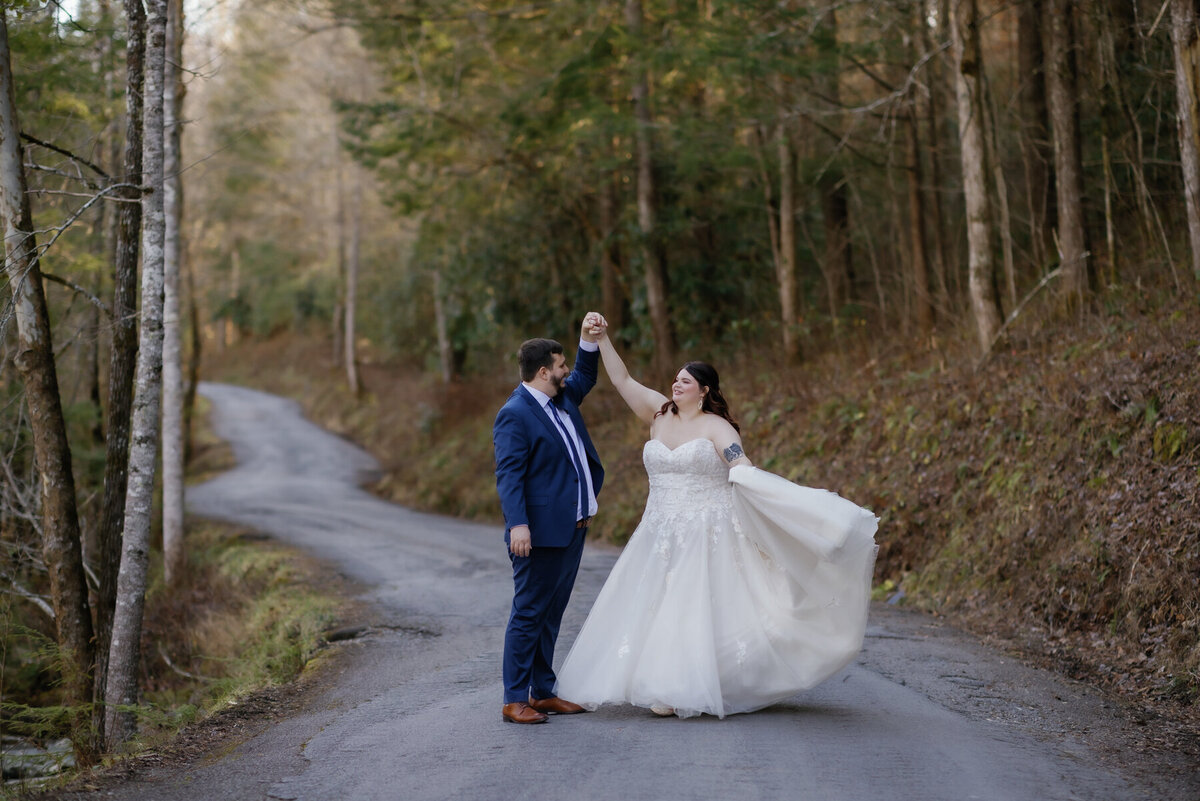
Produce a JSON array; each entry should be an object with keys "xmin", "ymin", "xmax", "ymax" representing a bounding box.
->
[{"xmin": 494, "ymin": 346, "xmax": 604, "ymax": 704}]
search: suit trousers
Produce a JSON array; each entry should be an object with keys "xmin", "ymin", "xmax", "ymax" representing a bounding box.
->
[{"xmin": 503, "ymin": 523, "xmax": 587, "ymax": 703}]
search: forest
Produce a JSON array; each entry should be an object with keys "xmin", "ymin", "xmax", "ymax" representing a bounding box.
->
[{"xmin": 0, "ymin": 0, "xmax": 1198, "ymax": 773}]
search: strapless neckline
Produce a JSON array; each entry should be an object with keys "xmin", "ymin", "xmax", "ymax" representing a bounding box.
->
[{"xmin": 646, "ymin": 437, "xmax": 711, "ymax": 453}]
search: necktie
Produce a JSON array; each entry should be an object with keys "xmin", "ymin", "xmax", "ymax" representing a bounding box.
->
[{"xmin": 548, "ymin": 401, "xmax": 587, "ymax": 522}]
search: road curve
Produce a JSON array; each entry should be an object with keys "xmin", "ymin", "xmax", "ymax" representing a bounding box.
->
[{"xmin": 73, "ymin": 383, "xmax": 1196, "ymax": 801}]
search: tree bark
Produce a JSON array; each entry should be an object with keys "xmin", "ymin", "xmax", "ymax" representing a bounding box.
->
[
  {"xmin": 95, "ymin": 0, "xmax": 146, "ymax": 743},
  {"xmin": 625, "ymin": 0, "xmax": 674, "ymax": 377},
  {"xmin": 922, "ymin": 0, "xmax": 951, "ymax": 307},
  {"xmin": 161, "ymin": 0, "xmax": 186, "ymax": 586},
  {"xmin": 105, "ymin": 0, "xmax": 168, "ymax": 749},
  {"xmin": 344, "ymin": 175, "xmax": 362, "ymax": 396},
  {"xmin": 432, "ymin": 264, "xmax": 453, "ymax": 384},
  {"xmin": 1045, "ymin": 0, "xmax": 1088, "ymax": 306},
  {"xmin": 0, "ymin": 12, "xmax": 97, "ymax": 765},
  {"xmin": 1018, "ymin": 0, "xmax": 1054, "ymax": 271},
  {"xmin": 777, "ymin": 108, "xmax": 799, "ymax": 361},
  {"xmin": 950, "ymin": 0, "xmax": 1003, "ymax": 351},
  {"xmin": 906, "ymin": 97, "xmax": 933, "ymax": 333},
  {"xmin": 598, "ymin": 168, "xmax": 625, "ymax": 338},
  {"xmin": 814, "ymin": 5, "xmax": 852, "ymax": 321},
  {"xmin": 1171, "ymin": 0, "xmax": 1200, "ymax": 282}
]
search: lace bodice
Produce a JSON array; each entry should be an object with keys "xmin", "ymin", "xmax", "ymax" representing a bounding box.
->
[{"xmin": 642, "ymin": 438, "xmax": 732, "ymax": 518}]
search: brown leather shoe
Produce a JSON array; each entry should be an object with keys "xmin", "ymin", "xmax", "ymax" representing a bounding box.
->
[
  {"xmin": 502, "ymin": 702, "xmax": 549, "ymax": 724},
  {"xmin": 528, "ymin": 696, "xmax": 587, "ymax": 715}
]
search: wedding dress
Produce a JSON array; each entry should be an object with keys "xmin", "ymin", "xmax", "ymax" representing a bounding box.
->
[{"xmin": 554, "ymin": 438, "xmax": 878, "ymax": 719}]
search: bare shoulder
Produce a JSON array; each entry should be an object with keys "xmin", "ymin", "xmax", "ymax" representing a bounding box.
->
[{"xmin": 706, "ymin": 416, "xmax": 749, "ymax": 465}]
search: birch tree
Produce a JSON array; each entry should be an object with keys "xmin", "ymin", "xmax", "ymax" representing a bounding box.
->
[
  {"xmin": 162, "ymin": 0, "xmax": 186, "ymax": 584},
  {"xmin": 0, "ymin": 10, "xmax": 96, "ymax": 764},
  {"xmin": 105, "ymin": 0, "xmax": 168, "ymax": 749},
  {"xmin": 95, "ymin": 0, "xmax": 145, "ymax": 737},
  {"xmin": 950, "ymin": 0, "xmax": 1003, "ymax": 350}
]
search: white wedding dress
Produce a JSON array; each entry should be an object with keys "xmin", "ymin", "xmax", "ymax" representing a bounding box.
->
[{"xmin": 554, "ymin": 438, "xmax": 878, "ymax": 718}]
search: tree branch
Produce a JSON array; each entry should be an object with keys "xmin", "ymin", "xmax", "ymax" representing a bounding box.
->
[
  {"xmin": 40, "ymin": 272, "xmax": 111, "ymax": 315},
  {"xmin": 21, "ymin": 132, "xmax": 111, "ymax": 181}
]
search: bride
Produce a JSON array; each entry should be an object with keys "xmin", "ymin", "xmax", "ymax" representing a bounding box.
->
[{"xmin": 554, "ymin": 315, "xmax": 879, "ymax": 718}]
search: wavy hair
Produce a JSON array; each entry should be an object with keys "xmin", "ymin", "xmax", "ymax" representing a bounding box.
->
[{"xmin": 655, "ymin": 361, "xmax": 740, "ymax": 433}]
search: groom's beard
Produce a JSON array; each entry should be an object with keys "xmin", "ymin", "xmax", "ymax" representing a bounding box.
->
[{"xmin": 549, "ymin": 374, "xmax": 564, "ymax": 395}]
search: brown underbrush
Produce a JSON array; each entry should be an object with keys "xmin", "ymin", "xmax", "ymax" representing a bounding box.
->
[{"xmin": 204, "ymin": 289, "xmax": 1200, "ymax": 729}]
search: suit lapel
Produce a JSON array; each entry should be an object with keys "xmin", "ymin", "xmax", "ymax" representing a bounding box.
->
[{"xmin": 518, "ymin": 385, "xmax": 573, "ymax": 462}]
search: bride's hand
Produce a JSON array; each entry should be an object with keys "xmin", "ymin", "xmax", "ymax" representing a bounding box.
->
[{"xmin": 582, "ymin": 311, "xmax": 608, "ymax": 341}]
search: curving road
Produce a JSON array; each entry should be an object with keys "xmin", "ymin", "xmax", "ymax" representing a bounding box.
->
[{"xmin": 74, "ymin": 383, "xmax": 1197, "ymax": 801}]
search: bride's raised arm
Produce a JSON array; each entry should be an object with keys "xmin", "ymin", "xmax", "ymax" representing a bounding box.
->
[{"xmin": 594, "ymin": 325, "xmax": 667, "ymax": 424}]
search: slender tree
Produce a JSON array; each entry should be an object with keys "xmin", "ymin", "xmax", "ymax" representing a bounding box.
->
[
  {"xmin": 1045, "ymin": 0, "xmax": 1089, "ymax": 305},
  {"xmin": 1018, "ymin": 0, "xmax": 1054, "ymax": 271},
  {"xmin": 950, "ymin": 0, "xmax": 1003, "ymax": 350},
  {"xmin": 813, "ymin": 4, "xmax": 853, "ymax": 321},
  {"xmin": 105, "ymin": 0, "xmax": 168, "ymax": 749},
  {"xmin": 625, "ymin": 0, "xmax": 674, "ymax": 376},
  {"xmin": 162, "ymin": 0, "xmax": 186, "ymax": 584},
  {"xmin": 95, "ymin": 0, "xmax": 146, "ymax": 740},
  {"xmin": 777, "ymin": 96, "xmax": 800, "ymax": 360},
  {"xmin": 0, "ymin": 10, "xmax": 96, "ymax": 764},
  {"xmin": 1171, "ymin": 0, "xmax": 1200, "ymax": 281}
]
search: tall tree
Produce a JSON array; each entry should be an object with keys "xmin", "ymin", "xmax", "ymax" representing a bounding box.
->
[
  {"xmin": 0, "ymin": 10, "xmax": 96, "ymax": 764},
  {"xmin": 95, "ymin": 0, "xmax": 146, "ymax": 740},
  {"xmin": 626, "ymin": 0, "xmax": 675, "ymax": 376},
  {"xmin": 1045, "ymin": 0, "xmax": 1089, "ymax": 305},
  {"xmin": 162, "ymin": 0, "xmax": 186, "ymax": 584},
  {"xmin": 105, "ymin": 0, "xmax": 168, "ymax": 749},
  {"xmin": 813, "ymin": 4, "xmax": 853, "ymax": 321},
  {"xmin": 1018, "ymin": 0, "xmax": 1054, "ymax": 271},
  {"xmin": 1171, "ymin": 0, "xmax": 1200, "ymax": 282},
  {"xmin": 950, "ymin": 0, "xmax": 1003, "ymax": 350}
]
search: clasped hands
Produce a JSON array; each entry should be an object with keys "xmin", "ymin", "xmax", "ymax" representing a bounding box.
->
[{"xmin": 581, "ymin": 311, "xmax": 609, "ymax": 343}]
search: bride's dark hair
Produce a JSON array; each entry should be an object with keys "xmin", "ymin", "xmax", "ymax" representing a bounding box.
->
[{"xmin": 655, "ymin": 361, "xmax": 740, "ymax": 433}]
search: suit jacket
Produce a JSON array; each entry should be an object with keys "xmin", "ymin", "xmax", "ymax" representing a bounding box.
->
[{"xmin": 493, "ymin": 347, "xmax": 605, "ymax": 548}]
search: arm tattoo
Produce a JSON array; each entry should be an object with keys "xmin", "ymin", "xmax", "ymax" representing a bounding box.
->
[{"xmin": 723, "ymin": 442, "xmax": 745, "ymax": 462}]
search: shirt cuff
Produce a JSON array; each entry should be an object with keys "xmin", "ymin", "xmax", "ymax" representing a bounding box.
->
[{"xmin": 579, "ymin": 339, "xmax": 599, "ymax": 352}]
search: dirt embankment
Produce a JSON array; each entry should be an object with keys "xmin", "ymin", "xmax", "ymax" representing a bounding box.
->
[{"xmin": 206, "ymin": 297, "xmax": 1200, "ymax": 739}]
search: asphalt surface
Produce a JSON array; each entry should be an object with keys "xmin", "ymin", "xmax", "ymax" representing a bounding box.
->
[{"xmin": 59, "ymin": 382, "xmax": 1200, "ymax": 800}]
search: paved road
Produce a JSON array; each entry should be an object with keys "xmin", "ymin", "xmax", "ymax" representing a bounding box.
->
[{"xmin": 70, "ymin": 383, "xmax": 1198, "ymax": 800}]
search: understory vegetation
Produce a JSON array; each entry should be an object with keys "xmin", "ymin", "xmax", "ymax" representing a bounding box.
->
[
  {"xmin": 207, "ymin": 289, "xmax": 1200, "ymax": 721},
  {"xmin": 0, "ymin": 419, "xmax": 343, "ymax": 778}
]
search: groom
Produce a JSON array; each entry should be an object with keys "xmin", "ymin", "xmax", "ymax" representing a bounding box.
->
[{"xmin": 493, "ymin": 314, "xmax": 605, "ymax": 724}]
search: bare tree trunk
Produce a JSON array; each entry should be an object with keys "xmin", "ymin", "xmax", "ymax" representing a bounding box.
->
[
  {"xmin": 183, "ymin": 257, "xmax": 202, "ymax": 462},
  {"xmin": 432, "ymin": 264, "xmax": 453, "ymax": 384},
  {"xmin": 777, "ymin": 109, "xmax": 799, "ymax": 361},
  {"xmin": 105, "ymin": 0, "xmax": 168, "ymax": 749},
  {"xmin": 950, "ymin": 0, "xmax": 1003, "ymax": 351},
  {"xmin": 922, "ymin": 0, "xmax": 951, "ymax": 308},
  {"xmin": 1018, "ymin": 0, "xmax": 1054, "ymax": 271},
  {"xmin": 598, "ymin": 169, "xmax": 625, "ymax": 337},
  {"xmin": 625, "ymin": 0, "xmax": 674, "ymax": 377},
  {"xmin": 906, "ymin": 91, "xmax": 933, "ymax": 333},
  {"xmin": 0, "ymin": 12, "xmax": 97, "ymax": 765},
  {"xmin": 161, "ymin": 0, "xmax": 185, "ymax": 586},
  {"xmin": 1171, "ymin": 0, "xmax": 1200, "ymax": 282},
  {"xmin": 814, "ymin": 5, "xmax": 852, "ymax": 321},
  {"xmin": 1046, "ymin": 0, "xmax": 1089, "ymax": 306},
  {"xmin": 95, "ymin": 0, "xmax": 145, "ymax": 743},
  {"xmin": 344, "ymin": 176, "xmax": 362, "ymax": 396},
  {"xmin": 332, "ymin": 159, "xmax": 345, "ymax": 367}
]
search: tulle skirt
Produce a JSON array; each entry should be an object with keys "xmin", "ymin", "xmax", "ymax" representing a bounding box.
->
[{"xmin": 555, "ymin": 464, "xmax": 878, "ymax": 719}]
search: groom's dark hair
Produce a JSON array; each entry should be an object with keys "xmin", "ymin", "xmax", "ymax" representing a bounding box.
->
[{"xmin": 518, "ymin": 338, "xmax": 564, "ymax": 381}]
